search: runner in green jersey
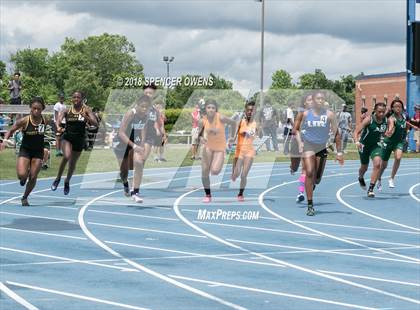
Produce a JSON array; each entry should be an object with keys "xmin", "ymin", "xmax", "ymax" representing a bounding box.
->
[
  {"xmin": 354, "ymin": 102, "xmax": 387, "ymax": 198},
  {"xmin": 378, "ymin": 99, "xmax": 419, "ymax": 189}
]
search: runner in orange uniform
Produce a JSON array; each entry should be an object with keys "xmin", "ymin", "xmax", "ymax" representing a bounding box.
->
[
  {"xmin": 199, "ymin": 99, "xmax": 237, "ymax": 203},
  {"xmin": 232, "ymin": 101, "xmax": 257, "ymax": 202}
]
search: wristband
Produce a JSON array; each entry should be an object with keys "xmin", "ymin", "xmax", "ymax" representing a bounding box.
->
[{"xmin": 337, "ymin": 152, "xmax": 343, "ymax": 156}]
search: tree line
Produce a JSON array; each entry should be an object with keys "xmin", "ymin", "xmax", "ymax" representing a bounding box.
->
[{"xmin": 0, "ymin": 33, "xmax": 356, "ymax": 111}]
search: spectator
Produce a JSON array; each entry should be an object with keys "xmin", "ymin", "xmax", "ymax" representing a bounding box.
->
[
  {"xmin": 53, "ymin": 93, "xmax": 67, "ymax": 156},
  {"xmin": 337, "ymin": 104, "xmax": 352, "ymax": 153},
  {"xmin": 86, "ymin": 107, "xmax": 101, "ymax": 151},
  {"xmin": 283, "ymin": 102, "xmax": 294, "ymax": 155},
  {"xmin": 412, "ymin": 104, "xmax": 420, "ymax": 153},
  {"xmin": 259, "ymin": 97, "xmax": 279, "ymax": 152},
  {"xmin": 8, "ymin": 72, "xmax": 22, "ymax": 105},
  {"xmin": 190, "ymin": 103, "xmax": 201, "ymax": 160}
]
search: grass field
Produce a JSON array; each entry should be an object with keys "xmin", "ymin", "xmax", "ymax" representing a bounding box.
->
[{"xmin": 1, "ymin": 144, "xmax": 418, "ymax": 180}]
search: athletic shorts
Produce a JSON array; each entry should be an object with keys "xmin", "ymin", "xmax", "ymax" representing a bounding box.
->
[
  {"xmin": 381, "ymin": 141, "xmax": 404, "ymax": 162},
  {"xmin": 289, "ymin": 136, "xmax": 301, "ymax": 157},
  {"xmin": 10, "ymin": 97, "xmax": 21, "ymax": 105},
  {"xmin": 145, "ymin": 135, "xmax": 162, "ymax": 147},
  {"xmin": 359, "ymin": 144, "xmax": 381, "ymax": 165},
  {"xmin": 62, "ymin": 133, "xmax": 86, "ymax": 152},
  {"xmin": 235, "ymin": 145, "xmax": 256, "ymax": 159},
  {"xmin": 303, "ymin": 141, "xmax": 328, "ymax": 158},
  {"xmin": 191, "ymin": 127, "xmax": 200, "ymax": 145},
  {"xmin": 18, "ymin": 146, "xmax": 43, "ymax": 159},
  {"xmin": 113, "ymin": 143, "xmax": 132, "ymax": 160}
]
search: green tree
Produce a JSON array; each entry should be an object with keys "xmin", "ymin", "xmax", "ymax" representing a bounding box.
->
[
  {"xmin": 270, "ymin": 69, "xmax": 294, "ymax": 89},
  {"xmin": 59, "ymin": 34, "xmax": 143, "ymax": 90},
  {"xmin": 11, "ymin": 48, "xmax": 50, "ymax": 82},
  {"xmin": 166, "ymin": 74, "xmax": 237, "ymax": 109},
  {"xmin": 298, "ymin": 69, "xmax": 333, "ymax": 90}
]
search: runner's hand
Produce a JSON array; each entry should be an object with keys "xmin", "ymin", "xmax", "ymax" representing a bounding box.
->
[{"xmin": 336, "ymin": 152, "xmax": 344, "ymax": 165}]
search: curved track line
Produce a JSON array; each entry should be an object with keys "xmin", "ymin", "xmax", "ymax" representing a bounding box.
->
[
  {"xmin": 336, "ymin": 173, "xmax": 420, "ymax": 232},
  {"xmin": 173, "ymin": 171, "xmax": 420, "ymax": 306},
  {"xmin": 78, "ymin": 175, "xmax": 249, "ymax": 310},
  {"xmin": 0, "ymin": 282, "xmax": 39, "ymax": 310},
  {"xmin": 409, "ymin": 183, "xmax": 420, "ymax": 203},
  {"xmin": 258, "ymin": 172, "xmax": 420, "ymax": 263}
]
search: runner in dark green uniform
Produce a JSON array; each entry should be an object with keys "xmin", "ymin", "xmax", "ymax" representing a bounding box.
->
[
  {"xmin": 378, "ymin": 99, "xmax": 419, "ymax": 189},
  {"xmin": 0, "ymin": 97, "xmax": 46, "ymax": 206},
  {"xmin": 354, "ymin": 102, "xmax": 387, "ymax": 197},
  {"xmin": 51, "ymin": 91, "xmax": 98, "ymax": 195}
]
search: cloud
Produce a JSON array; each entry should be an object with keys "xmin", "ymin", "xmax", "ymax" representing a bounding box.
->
[
  {"xmin": 54, "ymin": 0, "xmax": 405, "ymax": 44},
  {"xmin": 0, "ymin": 1, "xmax": 406, "ymax": 93}
]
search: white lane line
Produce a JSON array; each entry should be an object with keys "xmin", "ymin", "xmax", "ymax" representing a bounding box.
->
[
  {"xmin": 317, "ymin": 270, "xmax": 420, "ymax": 288},
  {"xmin": 88, "ymin": 209, "xmax": 179, "ymax": 221},
  {"xmin": 344, "ymin": 237, "xmax": 420, "ymax": 248},
  {"xmin": 6, "ymin": 281, "xmax": 150, "ymax": 310},
  {"xmin": 227, "ymin": 239, "xmax": 419, "ymax": 265},
  {"xmin": 296, "ymin": 220, "xmax": 420, "ymax": 235},
  {"xmin": 0, "ymin": 246, "xmax": 138, "ymax": 272},
  {"xmin": 104, "ymin": 240, "xmax": 285, "ymax": 268},
  {"xmin": 174, "ymin": 172, "xmax": 420, "ymax": 305},
  {"xmin": 79, "ymin": 188, "xmax": 247, "ymax": 310},
  {"xmin": 336, "ymin": 175, "xmax": 420, "ymax": 232},
  {"xmin": 258, "ymin": 172, "xmax": 420, "ymax": 264},
  {"xmin": 88, "ymin": 222, "xmax": 206, "ymax": 238},
  {"xmin": 193, "ymin": 221, "xmax": 319, "ymax": 236},
  {"xmin": 0, "ymin": 282, "xmax": 39, "ymax": 310},
  {"xmin": 409, "ymin": 183, "xmax": 420, "ymax": 203},
  {"xmin": 0, "ymin": 211, "xmax": 75, "ymax": 223},
  {"xmin": 168, "ymin": 274, "xmax": 378, "ymax": 310},
  {"xmin": 0, "ymin": 227, "xmax": 86, "ymax": 240}
]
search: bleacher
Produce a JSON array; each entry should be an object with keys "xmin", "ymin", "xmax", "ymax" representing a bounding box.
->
[{"xmin": 0, "ymin": 104, "xmax": 55, "ymax": 115}]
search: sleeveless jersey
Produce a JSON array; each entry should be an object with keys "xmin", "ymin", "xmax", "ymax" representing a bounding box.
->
[
  {"xmin": 360, "ymin": 115, "xmax": 387, "ymax": 147},
  {"xmin": 21, "ymin": 115, "xmax": 46, "ymax": 151},
  {"xmin": 301, "ymin": 109, "xmax": 330, "ymax": 145},
  {"xmin": 383, "ymin": 114, "xmax": 407, "ymax": 145},
  {"xmin": 65, "ymin": 105, "xmax": 88, "ymax": 136},
  {"xmin": 202, "ymin": 112, "xmax": 226, "ymax": 152}
]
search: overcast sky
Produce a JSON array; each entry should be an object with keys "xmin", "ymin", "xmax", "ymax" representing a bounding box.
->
[{"xmin": 0, "ymin": 0, "xmax": 406, "ymax": 93}]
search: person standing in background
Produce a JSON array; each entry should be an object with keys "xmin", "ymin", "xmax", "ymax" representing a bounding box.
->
[
  {"xmin": 53, "ymin": 93, "xmax": 66, "ymax": 156},
  {"xmin": 412, "ymin": 104, "xmax": 420, "ymax": 153},
  {"xmin": 8, "ymin": 72, "xmax": 22, "ymax": 105},
  {"xmin": 283, "ymin": 102, "xmax": 294, "ymax": 155},
  {"xmin": 337, "ymin": 104, "xmax": 352, "ymax": 153},
  {"xmin": 190, "ymin": 103, "xmax": 201, "ymax": 160},
  {"xmin": 259, "ymin": 97, "xmax": 279, "ymax": 152}
]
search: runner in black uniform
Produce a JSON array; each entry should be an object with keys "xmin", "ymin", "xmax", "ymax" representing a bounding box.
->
[
  {"xmin": 113, "ymin": 95, "xmax": 151, "ymax": 201},
  {"xmin": 142, "ymin": 83, "xmax": 164, "ymax": 162},
  {"xmin": 0, "ymin": 97, "xmax": 47, "ymax": 206},
  {"xmin": 51, "ymin": 91, "xmax": 97, "ymax": 195}
]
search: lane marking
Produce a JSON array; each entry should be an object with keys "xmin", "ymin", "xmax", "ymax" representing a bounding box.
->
[
  {"xmin": 259, "ymin": 172, "xmax": 420, "ymax": 264},
  {"xmin": 317, "ymin": 270, "xmax": 420, "ymax": 288},
  {"xmin": 336, "ymin": 174, "xmax": 420, "ymax": 232},
  {"xmin": 78, "ymin": 171, "xmax": 251, "ymax": 310},
  {"xmin": 6, "ymin": 281, "xmax": 150, "ymax": 310},
  {"xmin": 409, "ymin": 183, "xmax": 420, "ymax": 203},
  {"xmin": 88, "ymin": 222, "xmax": 206, "ymax": 238},
  {"xmin": 168, "ymin": 274, "xmax": 378, "ymax": 310},
  {"xmin": 296, "ymin": 220, "xmax": 420, "ymax": 235},
  {"xmin": 174, "ymin": 171, "xmax": 420, "ymax": 305},
  {"xmin": 0, "ymin": 246, "xmax": 137, "ymax": 272},
  {"xmin": 0, "ymin": 282, "xmax": 39, "ymax": 310}
]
